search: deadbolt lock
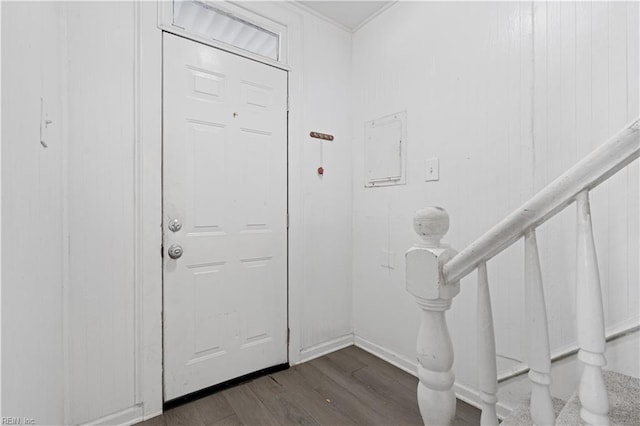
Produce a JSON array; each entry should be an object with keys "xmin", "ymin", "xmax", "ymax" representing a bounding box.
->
[{"xmin": 168, "ymin": 218, "xmax": 182, "ymax": 232}]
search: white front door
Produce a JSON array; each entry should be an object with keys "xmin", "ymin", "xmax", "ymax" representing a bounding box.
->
[{"xmin": 162, "ymin": 33, "xmax": 288, "ymax": 401}]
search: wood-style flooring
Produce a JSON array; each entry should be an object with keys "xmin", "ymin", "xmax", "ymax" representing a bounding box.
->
[{"xmin": 138, "ymin": 345, "xmax": 480, "ymax": 426}]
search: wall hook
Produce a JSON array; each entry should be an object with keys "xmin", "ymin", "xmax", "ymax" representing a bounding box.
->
[{"xmin": 39, "ymin": 98, "xmax": 48, "ymax": 148}]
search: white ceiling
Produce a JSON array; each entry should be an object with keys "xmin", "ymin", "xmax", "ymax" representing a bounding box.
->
[{"xmin": 298, "ymin": 1, "xmax": 393, "ymax": 31}]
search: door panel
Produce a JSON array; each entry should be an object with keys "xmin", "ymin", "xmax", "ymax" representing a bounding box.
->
[{"xmin": 163, "ymin": 33, "xmax": 288, "ymax": 401}]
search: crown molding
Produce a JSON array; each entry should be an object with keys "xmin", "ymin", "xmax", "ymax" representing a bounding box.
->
[
  {"xmin": 290, "ymin": 1, "xmax": 352, "ymax": 33},
  {"xmin": 289, "ymin": 1, "xmax": 397, "ymax": 34},
  {"xmin": 352, "ymin": 1, "xmax": 397, "ymax": 33}
]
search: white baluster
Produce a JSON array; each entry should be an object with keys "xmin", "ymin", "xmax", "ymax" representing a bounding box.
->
[
  {"xmin": 576, "ymin": 191, "xmax": 609, "ymax": 425},
  {"xmin": 406, "ymin": 207, "xmax": 460, "ymax": 426},
  {"xmin": 476, "ymin": 262, "xmax": 498, "ymax": 426},
  {"xmin": 524, "ymin": 228, "xmax": 555, "ymax": 426}
]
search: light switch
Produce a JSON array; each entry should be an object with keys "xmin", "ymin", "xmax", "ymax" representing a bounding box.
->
[{"xmin": 425, "ymin": 157, "xmax": 439, "ymax": 181}]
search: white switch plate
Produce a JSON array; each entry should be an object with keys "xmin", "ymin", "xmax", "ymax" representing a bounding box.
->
[{"xmin": 425, "ymin": 157, "xmax": 439, "ymax": 181}]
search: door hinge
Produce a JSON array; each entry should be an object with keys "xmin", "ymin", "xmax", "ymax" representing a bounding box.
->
[
  {"xmin": 287, "ymin": 328, "xmax": 290, "ymax": 344},
  {"xmin": 161, "ymin": 244, "xmax": 164, "ymax": 258},
  {"xmin": 286, "ymin": 213, "xmax": 290, "ymax": 229},
  {"xmin": 286, "ymin": 96, "xmax": 290, "ymax": 112}
]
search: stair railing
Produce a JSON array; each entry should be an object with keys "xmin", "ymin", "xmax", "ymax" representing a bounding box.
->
[{"xmin": 406, "ymin": 117, "xmax": 639, "ymax": 426}]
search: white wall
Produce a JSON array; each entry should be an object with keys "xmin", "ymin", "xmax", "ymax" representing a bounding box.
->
[
  {"xmin": 532, "ymin": 1, "xmax": 639, "ymax": 351},
  {"xmin": 351, "ymin": 0, "xmax": 638, "ymax": 408},
  {"xmin": 1, "ymin": 2, "xmax": 66, "ymax": 424},
  {"xmin": 65, "ymin": 2, "xmax": 138, "ymax": 424},
  {"xmin": 494, "ymin": 0, "xmax": 639, "ymax": 410},
  {"xmin": 298, "ymin": 11, "xmax": 353, "ymax": 358},
  {"xmin": 352, "ymin": 0, "xmax": 534, "ymax": 384}
]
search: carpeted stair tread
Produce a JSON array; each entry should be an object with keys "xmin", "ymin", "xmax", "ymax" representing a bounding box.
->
[
  {"xmin": 555, "ymin": 370, "xmax": 639, "ymax": 426},
  {"xmin": 500, "ymin": 396, "xmax": 565, "ymax": 426}
]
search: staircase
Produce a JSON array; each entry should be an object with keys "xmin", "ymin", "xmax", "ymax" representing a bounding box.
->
[
  {"xmin": 405, "ymin": 117, "xmax": 639, "ymax": 426},
  {"xmin": 502, "ymin": 371, "xmax": 639, "ymax": 426}
]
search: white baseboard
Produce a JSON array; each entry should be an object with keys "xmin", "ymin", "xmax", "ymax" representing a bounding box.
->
[
  {"xmin": 498, "ymin": 316, "xmax": 640, "ymax": 383},
  {"xmin": 297, "ymin": 333, "xmax": 355, "ymax": 364},
  {"xmin": 78, "ymin": 404, "xmax": 144, "ymax": 426},
  {"xmin": 140, "ymin": 410, "xmax": 163, "ymax": 423},
  {"xmin": 453, "ymin": 382, "xmax": 513, "ymax": 420},
  {"xmin": 354, "ymin": 335, "xmax": 515, "ymax": 420},
  {"xmin": 354, "ymin": 336, "xmax": 419, "ymax": 377}
]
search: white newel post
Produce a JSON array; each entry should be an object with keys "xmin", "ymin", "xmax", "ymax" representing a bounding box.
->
[{"xmin": 406, "ymin": 207, "xmax": 460, "ymax": 426}]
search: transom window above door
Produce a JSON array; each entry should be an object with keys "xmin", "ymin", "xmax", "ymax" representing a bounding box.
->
[{"xmin": 173, "ymin": 0, "xmax": 281, "ymax": 61}]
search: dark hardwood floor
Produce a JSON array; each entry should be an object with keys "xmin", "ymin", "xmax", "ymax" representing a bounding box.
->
[{"xmin": 138, "ymin": 345, "xmax": 480, "ymax": 426}]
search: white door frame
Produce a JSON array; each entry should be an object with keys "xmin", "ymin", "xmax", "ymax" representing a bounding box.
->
[{"xmin": 135, "ymin": 1, "xmax": 305, "ymax": 420}]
